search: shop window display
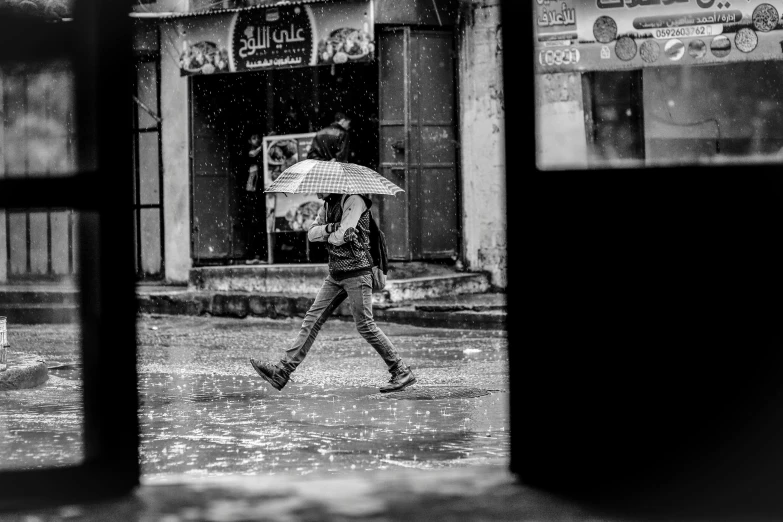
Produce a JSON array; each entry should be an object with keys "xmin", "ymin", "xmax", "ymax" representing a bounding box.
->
[
  {"xmin": 643, "ymin": 62, "xmax": 783, "ymax": 165},
  {"xmin": 583, "ymin": 70, "xmax": 645, "ymax": 165},
  {"xmin": 583, "ymin": 62, "xmax": 783, "ymax": 167}
]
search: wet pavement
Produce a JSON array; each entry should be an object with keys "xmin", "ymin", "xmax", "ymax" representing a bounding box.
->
[{"xmin": 0, "ymin": 315, "xmax": 508, "ymax": 479}]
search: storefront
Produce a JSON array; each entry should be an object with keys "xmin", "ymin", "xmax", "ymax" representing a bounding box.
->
[
  {"xmin": 534, "ymin": 0, "xmax": 783, "ymax": 168},
  {"xmin": 158, "ymin": 0, "xmax": 461, "ymax": 268}
]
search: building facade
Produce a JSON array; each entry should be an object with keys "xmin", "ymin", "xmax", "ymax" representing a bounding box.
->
[
  {"xmin": 137, "ymin": 0, "xmax": 506, "ymax": 288},
  {"xmin": 0, "ymin": 0, "xmax": 507, "ymax": 290}
]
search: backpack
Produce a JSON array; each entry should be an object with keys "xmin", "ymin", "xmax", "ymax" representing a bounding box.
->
[{"xmin": 367, "ymin": 212, "xmax": 389, "ymax": 292}]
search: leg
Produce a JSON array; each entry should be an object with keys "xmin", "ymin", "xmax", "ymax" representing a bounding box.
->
[
  {"xmin": 279, "ymin": 276, "xmax": 346, "ymax": 373},
  {"xmin": 343, "ymin": 274, "xmax": 403, "ymax": 372}
]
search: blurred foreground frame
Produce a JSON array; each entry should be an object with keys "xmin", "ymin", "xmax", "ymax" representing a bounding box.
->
[
  {"xmin": 525, "ymin": 4, "xmax": 783, "ymax": 519},
  {"xmin": 0, "ymin": 0, "xmax": 139, "ymax": 511}
]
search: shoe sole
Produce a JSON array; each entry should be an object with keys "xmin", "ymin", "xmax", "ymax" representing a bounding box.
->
[
  {"xmin": 249, "ymin": 359, "xmax": 284, "ymax": 391},
  {"xmin": 379, "ymin": 376, "xmax": 417, "ymax": 393}
]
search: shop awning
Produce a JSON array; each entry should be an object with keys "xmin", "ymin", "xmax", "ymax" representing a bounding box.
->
[{"xmin": 129, "ymin": 0, "xmax": 331, "ymax": 20}]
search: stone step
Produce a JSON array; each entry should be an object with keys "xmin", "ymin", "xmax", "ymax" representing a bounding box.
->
[
  {"xmin": 0, "ymin": 353, "xmax": 49, "ymax": 390},
  {"xmin": 190, "ymin": 264, "xmax": 330, "ymax": 294},
  {"xmin": 375, "ymin": 307, "xmax": 506, "ymax": 330},
  {"xmin": 189, "ymin": 264, "xmax": 491, "ymax": 304},
  {"xmin": 0, "ymin": 303, "xmax": 80, "ymax": 324},
  {"xmin": 0, "ymin": 289, "xmax": 79, "ymax": 305},
  {"xmin": 379, "ymin": 273, "xmax": 491, "ymax": 305}
]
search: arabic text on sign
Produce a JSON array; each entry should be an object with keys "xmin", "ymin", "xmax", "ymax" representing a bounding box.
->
[
  {"xmin": 633, "ymin": 10, "xmax": 740, "ymax": 28},
  {"xmin": 597, "ymin": 0, "xmax": 716, "ymax": 9},
  {"xmin": 238, "ymin": 23, "xmax": 307, "ymax": 58},
  {"xmin": 247, "ymin": 56, "xmax": 305, "ymax": 68},
  {"xmin": 538, "ymin": 2, "xmax": 577, "ymax": 26}
]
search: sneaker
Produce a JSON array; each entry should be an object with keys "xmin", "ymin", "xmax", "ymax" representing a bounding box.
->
[
  {"xmin": 249, "ymin": 358, "xmax": 290, "ymax": 391},
  {"xmin": 379, "ymin": 366, "xmax": 417, "ymax": 393}
]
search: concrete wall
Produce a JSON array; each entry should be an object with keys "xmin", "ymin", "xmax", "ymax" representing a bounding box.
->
[
  {"xmin": 457, "ymin": 0, "xmax": 507, "ymax": 289},
  {"xmin": 160, "ymin": 23, "xmax": 193, "ymax": 283},
  {"xmin": 535, "ymin": 73, "xmax": 589, "ymax": 170}
]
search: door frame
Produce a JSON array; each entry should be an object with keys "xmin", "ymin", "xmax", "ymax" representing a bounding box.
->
[{"xmin": 131, "ymin": 49, "xmax": 165, "ymax": 280}]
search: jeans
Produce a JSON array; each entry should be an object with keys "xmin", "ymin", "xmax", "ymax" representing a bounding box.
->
[{"xmin": 280, "ymin": 274, "xmax": 403, "ymax": 374}]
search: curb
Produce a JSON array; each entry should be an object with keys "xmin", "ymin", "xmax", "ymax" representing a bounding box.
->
[
  {"xmin": 0, "ymin": 354, "xmax": 49, "ymax": 390},
  {"xmin": 137, "ymin": 291, "xmax": 506, "ymax": 330},
  {"xmin": 374, "ymin": 307, "xmax": 506, "ymax": 330}
]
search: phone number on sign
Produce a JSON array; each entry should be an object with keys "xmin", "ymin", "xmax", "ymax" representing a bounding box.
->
[
  {"xmin": 653, "ymin": 25, "xmax": 721, "ymax": 39},
  {"xmin": 538, "ymin": 48, "xmax": 581, "ymax": 66}
]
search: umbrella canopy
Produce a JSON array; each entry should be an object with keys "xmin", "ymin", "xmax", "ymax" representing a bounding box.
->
[{"xmin": 264, "ymin": 159, "xmax": 404, "ymax": 195}]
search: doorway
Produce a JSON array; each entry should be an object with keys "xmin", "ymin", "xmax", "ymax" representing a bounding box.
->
[{"xmin": 190, "ymin": 63, "xmax": 378, "ymax": 265}]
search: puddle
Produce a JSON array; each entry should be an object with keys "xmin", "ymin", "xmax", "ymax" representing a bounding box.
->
[
  {"xmin": 138, "ymin": 372, "xmax": 509, "ymax": 477},
  {"xmin": 367, "ymin": 386, "xmax": 498, "ymax": 400},
  {"xmin": 0, "ymin": 374, "xmax": 85, "ymax": 470},
  {"xmin": 1, "ymin": 318, "xmax": 509, "ymax": 477}
]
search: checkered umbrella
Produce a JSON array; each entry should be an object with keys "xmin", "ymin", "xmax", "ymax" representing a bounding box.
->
[{"xmin": 264, "ymin": 159, "xmax": 404, "ymax": 195}]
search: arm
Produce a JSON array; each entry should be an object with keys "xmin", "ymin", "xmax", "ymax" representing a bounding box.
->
[
  {"xmin": 327, "ymin": 195, "xmax": 366, "ymax": 246},
  {"xmin": 307, "ymin": 204, "xmax": 330, "ymax": 242},
  {"xmin": 248, "ymin": 146, "xmax": 263, "ymax": 158}
]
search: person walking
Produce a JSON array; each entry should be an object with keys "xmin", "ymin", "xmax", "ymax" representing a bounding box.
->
[
  {"xmin": 250, "ymin": 114, "xmax": 415, "ymax": 394},
  {"xmin": 307, "ymin": 111, "xmax": 352, "ymax": 162}
]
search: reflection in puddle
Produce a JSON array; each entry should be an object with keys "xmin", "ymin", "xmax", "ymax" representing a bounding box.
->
[
  {"xmin": 0, "ymin": 373, "xmax": 84, "ymax": 470},
  {"xmin": 139, "ymin": 372, "xmax": 509, "ymax": 479}
]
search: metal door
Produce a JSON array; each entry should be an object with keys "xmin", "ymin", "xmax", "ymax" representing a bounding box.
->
[{"xmin": 378, "ymin": 27, "xmax": 459, "ymax": 260}]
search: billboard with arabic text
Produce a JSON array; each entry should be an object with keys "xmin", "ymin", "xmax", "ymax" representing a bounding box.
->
[
  {"xmin": 534, "ymin": 0, "xmax": 783, "ymax": 72},
  {"xmin": 174, "ymin": 0, "xmax": 373, "ymax": 75}
]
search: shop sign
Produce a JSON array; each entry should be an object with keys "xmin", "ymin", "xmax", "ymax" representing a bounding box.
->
[
  {"xmin": 232, "ymin": 7, "xmax": 315, "ymax": 71},
  {"xmin": 534, "ymin": 0, "xmax": 783, "ymax": 72},
  {"xmin": 262, "ymin": 133, "xmax": 321, "ymax": 235},
  {"xmin": 175, "ymin": 0, "xmax": 374, "ymax": 76}
]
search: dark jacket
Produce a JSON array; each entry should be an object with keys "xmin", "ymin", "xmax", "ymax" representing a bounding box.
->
[{"xmin": 307, "ymin": 123, "xmax": 350, "ymax": 162}]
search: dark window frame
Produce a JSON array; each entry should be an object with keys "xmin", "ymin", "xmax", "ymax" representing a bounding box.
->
[
  {"xmin": 0, "ymin": 0, "xmax": 139, "ymax": 511},
  {"xmin": 518, "ymin": 0, "xmax": 783, "ymax": 514},
  {"xmin": 132, "ymin": 47, "xmax": 165, "ymax": 281}
]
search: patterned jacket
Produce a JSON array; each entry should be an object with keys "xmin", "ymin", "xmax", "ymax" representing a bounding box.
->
[{"xmin": 307, "ymin": 194, "xmax": 373, "ymax": 280}]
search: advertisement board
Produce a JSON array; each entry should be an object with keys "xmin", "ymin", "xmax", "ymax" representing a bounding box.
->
[
  {"xmin": 534, "ymin": 0, "xmax": 783, "ymax": 72},
  {"xmin": 175, "ymin": 0, "xmax": 374, "ymax": 75},
  {"xmin": 262, "ymin": 132, "xmax": 320, "ymax": 235}
]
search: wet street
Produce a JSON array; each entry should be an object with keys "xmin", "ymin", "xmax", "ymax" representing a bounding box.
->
[{"xmin": 0, "ymin": 315, "xmax": 508, "ymax": 480}]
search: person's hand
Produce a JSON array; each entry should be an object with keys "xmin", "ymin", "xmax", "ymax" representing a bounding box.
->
[{"xmin": 325, "ymin": 222, "xmax": 338, "ymax": 234}]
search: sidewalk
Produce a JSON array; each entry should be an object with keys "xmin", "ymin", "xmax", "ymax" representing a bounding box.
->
[{"xmin": 0, "ymin": 263, "xmax": 507, "ymax": 330}]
